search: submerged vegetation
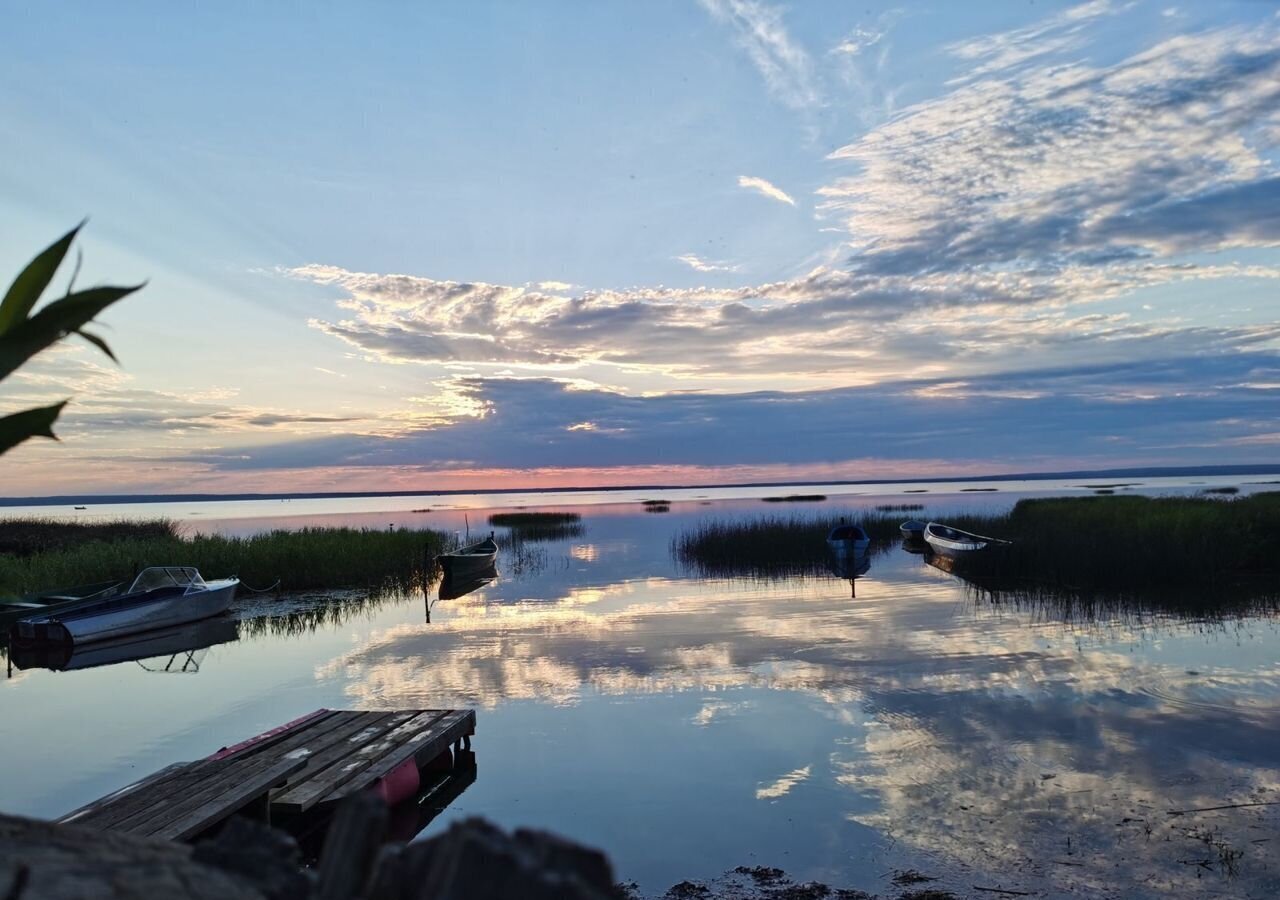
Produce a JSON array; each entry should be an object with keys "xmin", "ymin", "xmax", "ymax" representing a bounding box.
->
[{"xmin": 0, "ymin": 523, "xmax": 448, "ymax": 597}]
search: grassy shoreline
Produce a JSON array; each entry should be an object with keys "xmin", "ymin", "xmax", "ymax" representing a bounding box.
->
[
  {"xmin": 0, "ymin": 521, "xmax": 449, "ymax": 597},
  {"xmin": 672, "ymin": 494, "xmax": 1280, "ymax": 600}
]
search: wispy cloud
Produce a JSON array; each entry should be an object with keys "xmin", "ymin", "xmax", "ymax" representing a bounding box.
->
[
  {"xmin": 737, "ymin": 174, "xmax": 796, "ymax": 206},
  {"xmin": 946, "ymin": 0, "xmax": 1119, "ymax": 84},
  {"xmin": 698, "ymin": 0, "xmax": 820, "ymax": 109},
  {"xmin": 675, "ymin": 253, "xmax": 739, "ymax": 273},
  {"xmin": 832, "ymin": 24, "xmax": 885, "ymax": 57}
]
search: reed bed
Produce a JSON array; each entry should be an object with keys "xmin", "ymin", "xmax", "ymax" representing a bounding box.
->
[
  {"xmin": 875, "ymin": 503, "xmax": 924, "ymax": 512},
  {"xmin": 0, "ymin": 525, "xmax": 449, "ymax": 597},
  {"xmin": 488, "ymin": 511, "xmax": 584, "ymax": 542},
  {"xmin": 761, "ymin": 494, "xmax": 827, "ymax": 503},
  {"xmin": 934, "ymin": 493, "xmax": 1280, "ymax": 594},
  {"xmin": 0, "ymin": 518, "xmax": 179, "ymax": 556},
  {"xmin": 672, "ymin": 512, "xmax": 900, "ymax": 578}
]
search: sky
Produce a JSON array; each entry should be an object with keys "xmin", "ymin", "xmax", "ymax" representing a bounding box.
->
[{"xmin": 1, "ymin": 0, "xmax": 1278, "ymax": 496}]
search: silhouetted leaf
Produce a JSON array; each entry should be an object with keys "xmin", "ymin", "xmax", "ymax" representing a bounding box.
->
[
  {"xmin": 0, "ymin": 222, "xmax": 82, "ymax": 336},
  {"xmin": 0, "ymin": 401, "xmax": 68, "ymax": 456},
  {"xmin": 0, "ymin": 283, "xmax": 141, "ymax": 381},
  {"xmin": 75, "ymin": 329, "xmax": 117, "ymax": 362}
]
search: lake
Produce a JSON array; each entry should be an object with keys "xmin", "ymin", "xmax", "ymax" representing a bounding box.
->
[{"xmin": 4, "ymin": 475, "xmax": 1280, "ymax": 899}]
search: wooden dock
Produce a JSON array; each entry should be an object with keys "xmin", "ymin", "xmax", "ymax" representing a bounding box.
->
[{"xmin": 59, "ymin": 708, "xmax": 475, "ymax": 842}]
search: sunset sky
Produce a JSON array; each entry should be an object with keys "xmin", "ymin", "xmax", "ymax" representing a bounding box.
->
[{"xmin": 2, "ymin": 0, "xmax": 1278, "ymax": 496}]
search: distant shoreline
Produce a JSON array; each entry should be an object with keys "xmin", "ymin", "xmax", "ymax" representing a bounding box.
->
[{"xmin": 3, "ymin": 463, "xmax": 1277, "ymax": 507}]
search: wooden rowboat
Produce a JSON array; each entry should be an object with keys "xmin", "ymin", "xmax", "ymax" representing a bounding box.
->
[
  {"xmin": 437, "ymin": 534, "xmax": 499, "ymax": 580},
  {"xmin": 899, "ymin": 519, "xmax": 926, "ymax": 541},
  {"xmin": 923, "ymin": 522, "xmax": 1012, "ymax": 557}
]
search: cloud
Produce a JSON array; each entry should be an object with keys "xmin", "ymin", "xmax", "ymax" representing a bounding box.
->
[
  {"xmin": 822, "ymin": 23, "xmax": 1280, "ymax": 277},
  {"xmin": 674, "ymin": 253, "xmax": 739, "ymax": 273},
  {"xmin": 183, "ymin": 350, "xmax": 1280, "ymax": 474},
  {"xmin": 832, "ymin": 25, "xmax": 885, "ymax": 57},
  {"xmin": 737, "ymin": 174, "xmax": 796, "ymax": 206},
  {"xmin": 945, "ymin": 0, "xmax": 1119, "ymax": 84},
  {"xmin": 698, "ymin": 0, "xmax": 820, "ymax": 109}
]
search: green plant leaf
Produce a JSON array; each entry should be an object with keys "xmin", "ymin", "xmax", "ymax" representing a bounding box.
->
[
  {"xmin": 0, "ymin": 401, "xmax": 68, "ymax": 456},
  {"xmin": 0, "ymin": 222, "xmax": 83, "ymax": 336},
  {"xmin": 0, "ymin": 283, "xmax": 142, "ymax": 381}
]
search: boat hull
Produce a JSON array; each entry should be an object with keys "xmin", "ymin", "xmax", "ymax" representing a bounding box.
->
[{"xmin": 923, "ymin": 522, "xmax": 1008, "ymax": 557}]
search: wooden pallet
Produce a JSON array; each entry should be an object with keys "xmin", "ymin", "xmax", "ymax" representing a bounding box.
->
[{"xmin": 60, "ymin": 708, "xmax": 476, "ymax": 841}]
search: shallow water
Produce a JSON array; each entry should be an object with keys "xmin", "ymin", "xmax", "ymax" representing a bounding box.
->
[{"xmin": 4, "ymin": 478, "xmax": 1280, "ymax": 899}]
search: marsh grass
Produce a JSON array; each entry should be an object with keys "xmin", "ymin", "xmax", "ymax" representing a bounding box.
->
[
  {"xmin": 761, "ymin": 494, "xmax": 827, "ymax": 503},
  {"xmin": 672, "ymin": 512, "xmax": 901, "ymax": 578},
  {"xmin": 875, "ymin": 503, "xmax": 925, "ymax": 512},
  {"xmin": 0, "ymin": 517, "xmax": 179, "ymax": 556},
  {"xmin": 936, "ymin": 491, "xmax": 1280, "ymax": 599},
  {"xmin": 0, "ymin": 525, "xmax": 449, "ymax": 597},
  {"xmin": 488, "ymin": 511, "xmax": 585, "ymax": 542}
]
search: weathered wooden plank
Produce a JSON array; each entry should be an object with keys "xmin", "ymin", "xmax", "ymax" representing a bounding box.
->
[
  {"xmin": 267, "ymin": 711, "xmax": 421, "ymax": 811},
  {"xmin": 111, "ymin": 753, "xmax": 294, "ymax": 838},
  {"xmin": 273, "ymin": 711, "xmax": 449, "ymax": 813},
  {"xmin": 331, "ymin": 710, "xmax": 475, "ymax": 803},
  {"xmin": 211, "ymin": 708, "xmax": 343, "ymax": 763},
  {"xmin": 70, "ymin": 761, "xmax": 222, "ymax": 831},
  {"xmin": 58, "ymin": 762, "xmax": 189, "ymax": 825},
  {"xmin": 149, "ymin": 757, "xmax": 306, "ymax": 842}
]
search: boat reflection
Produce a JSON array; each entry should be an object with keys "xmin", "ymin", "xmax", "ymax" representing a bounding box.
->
[
  {"xmin": 828, "ymin": 551, "xmax": 871, "ymax": 597},
  {"xmin": 10, "ymin": 617, "xmax": 239, "ymax": 673},
  {"xmin": 439, "ymin": 563, "xmax": 498, "ymax": 602}
]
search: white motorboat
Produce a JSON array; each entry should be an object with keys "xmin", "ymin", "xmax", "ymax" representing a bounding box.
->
[{"xmin": 12, "ymin": 567, "xmax": 238, "ymax": 645}]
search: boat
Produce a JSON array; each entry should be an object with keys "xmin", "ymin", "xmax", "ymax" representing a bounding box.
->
[
  {"xmin": 436, "ymin": 533, "xmax": 499, "ymax": 579},
  {"xmin": 11, "ymin": 566, "xmax": 238, "ymax": 645},
  {"xmin": 899, "ymin": 519, "xmax": 926, "ymax": 541},
  {"xmin": 923, "ymin": 522, "xmax": 1011, "ymax": 557},
  {"xmin": 826, "ymin": 522, "xmax": 870, "ymax": 561},
  {"xmin": 0, "ymin": 579, "xmax": 127, "ymax": 628}
]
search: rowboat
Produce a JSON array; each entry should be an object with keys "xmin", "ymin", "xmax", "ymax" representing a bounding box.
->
[
  {"xmin": 899, "ymin": 519, "xmax": 926, "ymax": 541},
  {"xmin": 437, "ymin": 534, "xmax": 499, "ymax": 580},
  {"xmin": 826, "ymin": 522, "xmax": 870, "ymax": 561},
  {"xmin": 923, "ymin": 522, "xmax": 1011, "ymax": 557},
  {"xmin": 0, "ymin": 579, "xmax": 127, "ymax": 628},
  {"xmin": 11, "ymin": 567, "xmax": 238, "ymax": 645}
]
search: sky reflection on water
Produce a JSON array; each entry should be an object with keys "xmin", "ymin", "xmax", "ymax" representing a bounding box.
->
[{"xmin": 3, "ymin": 485, "xmax": 1280, "ymax": 898}]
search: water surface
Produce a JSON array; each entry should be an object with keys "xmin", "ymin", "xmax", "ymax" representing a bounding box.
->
[{"xmin": 3, "ymin": 478, "xmax": 1279, "ymax": 898}]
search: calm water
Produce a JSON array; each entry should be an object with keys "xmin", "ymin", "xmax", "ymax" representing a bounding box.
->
[{"xmin": 4, "ymin": 477, "xmax": 1280, "ymax": 898}]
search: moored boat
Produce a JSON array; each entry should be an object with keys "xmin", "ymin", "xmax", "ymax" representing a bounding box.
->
[
  {"xmin": 0, "ymin": 579, "xmax": 127, "ymax": 628},
  {"xmin": 923, "ymin": 522, "xmax": 1011, "ymax": 557},
  {"xmin": 826, "ymin": 522, "xmax": 870, "ymax": 561},
  {"xmin": 899, "ymin": 519, "xmax": 926, "ymax": 541},
  {"xmin": 11, "ymin": 567, "xmax": 238, "ymax": 645},
  {"xmin": 437, "ymin": 534, "xmax": 499, "ymax": 579}
]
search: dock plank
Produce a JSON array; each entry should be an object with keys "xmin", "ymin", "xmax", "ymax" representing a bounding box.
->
[
  {"xmin": 266, "ymin": 711, "xmax": 416, "ymax": 804},
  {"xmin": 109, "ymin": 754, "xmax": 293, "ymax": 837},
  {"xmin": 272, "ymin": 711, "xmax": 450, "ymax": 813},
  {"xmin": 332, "ymin": 710, "xmax": 475, "ymax": 803},
  {"xmin": 212, "ymin": 709, "xmax": 343, "ymax": 763},
  {"xmin": 58, "ymin": 762, "xmax": 189, "ymax": 826},
  {"xmin": 69, "ymin": 762, "xmax": 221, "ymax": 832},
  {"xmin": 149, "ymin": 757, "xmax": 306, "ymax": 841}
]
